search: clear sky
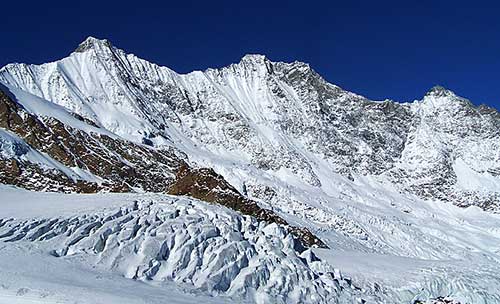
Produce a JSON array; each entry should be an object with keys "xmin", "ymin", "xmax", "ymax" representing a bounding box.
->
[{"xmin": 2, "ymin": 0, "xmax": 499, "ymax": 109}]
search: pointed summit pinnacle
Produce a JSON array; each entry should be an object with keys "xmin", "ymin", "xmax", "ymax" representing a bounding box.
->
[
  {"xmin": 240, "ymin": 54, "xmax": 268, "ymax": 63},
  {"xmin": 74, "ymin": 36, "xmax": 113, "ymax": 53},
  {"xmin": 425, "ymin": 85, "xmax": 456, "ymax": 98},
  {"xmin": 237, "ymin": 54, "xmax": 275, "ymax": 74}
]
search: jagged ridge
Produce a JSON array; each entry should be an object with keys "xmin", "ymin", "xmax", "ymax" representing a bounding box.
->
[{"xmin": 1, "ymin": 37, "xmax": 498, "ymax": 211}]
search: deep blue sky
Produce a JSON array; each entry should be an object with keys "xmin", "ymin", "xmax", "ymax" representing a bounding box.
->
[{"xmin": 2, "ymin": 0, "xmax": 499, "ymax": 109}]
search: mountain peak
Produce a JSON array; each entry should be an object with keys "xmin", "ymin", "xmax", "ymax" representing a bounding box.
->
[
  {"xmin": 74, "ymin": 36, "xmax": 113, "ymax": 53},
  {"xmin": 425, "ymin": 85, "xmax": 457, "ymax": 98},
  {"xmin": 233, "ymin": 54, "xmax": 274, "ymax": 74},
  {"xmin": 421, "ymin": 85, "xmax": 477, "ymax": 111},
  {"xmin": 240, "ymin": 54, "xmax": 268, "ymax": 63}
]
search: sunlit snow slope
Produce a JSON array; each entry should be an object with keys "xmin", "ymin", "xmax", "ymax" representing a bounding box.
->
[
  {"xmin": 1, "ymin": 37, "xmax": 498, "ymax": 210},
  {"xmin": 1, "ymin": 37, "xmax": 500, "ymax": 303}
]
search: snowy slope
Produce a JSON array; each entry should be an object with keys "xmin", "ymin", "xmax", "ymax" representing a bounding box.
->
[
  {"xmin": 1, "ymin": 181, "xmax": 500, "ymax": 303},
  {"xmin": 0, "ymin": 37, "xmax": 500, "ymax": 303},
  {"xmin": 1, "ymin": 37, "xmax": 498, "ymax": 210}
]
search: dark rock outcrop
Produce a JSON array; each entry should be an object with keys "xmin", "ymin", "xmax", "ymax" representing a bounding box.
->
[{"xmin": 168, "ymin": 163, "xmax": 327, "ymax": 249}]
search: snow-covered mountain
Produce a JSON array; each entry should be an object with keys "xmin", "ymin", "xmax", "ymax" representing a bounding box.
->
[
  {"xmin": 1, "ymin": 37, "xmax": 500, "ymax": 303},
  {"xmin": 1, "ymin": 37, "xmax": 498, "ymax": 211}
]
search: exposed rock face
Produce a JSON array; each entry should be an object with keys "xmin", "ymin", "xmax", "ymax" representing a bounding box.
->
[
  {"xmin": 0, "ymin": 88, "xmax": 179, "ymax": 192},
  {"xmin": 0, "ymin": 157, "xmax": 92, "ymax": 193},
  {"xmin": 414, "ymin": 296, "xmax": 462, "ymax": 304}
]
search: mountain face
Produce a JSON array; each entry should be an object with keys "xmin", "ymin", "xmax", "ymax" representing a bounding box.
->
[
  {"xmin": 0, "ymin": 82, "xmax": 323, "ymax": 249},
  {"xmin": 1, "ymin": 37, "xmax": 498, "ymax": 212},
  {"xmin": 1, "ymin": 37, "xmax": 500, "ymax": 303}
]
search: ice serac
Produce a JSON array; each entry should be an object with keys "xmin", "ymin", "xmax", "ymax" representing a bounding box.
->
[{"xmin": 0, "ymin": 191, "xmax": 360, "ymax": 304}]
